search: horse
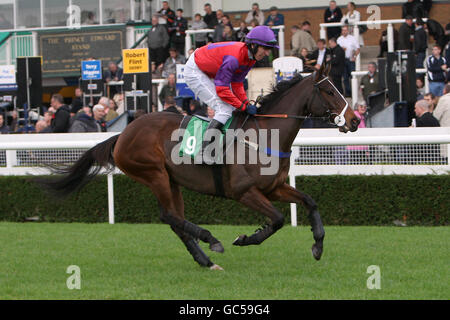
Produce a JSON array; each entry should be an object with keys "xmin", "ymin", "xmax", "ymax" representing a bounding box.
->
[{"xmin": 40, "ymin": 64, "xmax": 359, "ymax": 270}]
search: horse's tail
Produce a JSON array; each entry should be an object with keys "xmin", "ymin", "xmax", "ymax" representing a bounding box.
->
[{"xmin": 37, "ymin": 134, "xmax": 120, "ymax": 198}]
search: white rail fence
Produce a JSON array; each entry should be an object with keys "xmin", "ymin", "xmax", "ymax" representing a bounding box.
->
[{"xmin": 0, "ymin": 128, "xmax": 449, "ymax": 225}]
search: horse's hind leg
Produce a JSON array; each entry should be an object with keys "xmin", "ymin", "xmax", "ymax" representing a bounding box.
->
[
  {"xmin": 232, "ymin": 186, "xmax": 285, "ymax": 246},
  {"xmin": 163, "ymin": 181, "xmax": 223, "ymax": 269},
  {"xmin": 267, "ymin": 183, "xmax": 325, "ymax": 261},
  {"xmin": 132, "ymin": 168, "xmax": 224, "ymax": 253}
]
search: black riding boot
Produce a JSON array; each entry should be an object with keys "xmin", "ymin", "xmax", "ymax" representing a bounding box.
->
[{"xmin": 202, "ymin": 119, "xmax": 224, "ymax": 164}]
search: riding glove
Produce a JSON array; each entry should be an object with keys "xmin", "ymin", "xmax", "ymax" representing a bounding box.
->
[{"xmin": 245, "ymin": 104, "xmax": 257, "ymax": 115}]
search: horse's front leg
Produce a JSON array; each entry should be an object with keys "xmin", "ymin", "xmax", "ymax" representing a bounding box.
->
[
  {"xmin": 267, "ymin": 183, "xmax": 325, "ymax": 260},
  {"xmin": 232, "ymin": 186, "xmax": 285, "ymax": 246}
]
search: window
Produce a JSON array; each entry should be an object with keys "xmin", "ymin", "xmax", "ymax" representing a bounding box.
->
[
  {"xmin": 102, "ymin": 0, "xmax": 130, "ymax": 24},
  {"xmin": 0, "ymin": 0, "xmax": 14, "ymax": 30},
  {"xmin": 16, "ymin": 0, "xmax": 41, "ymax": 28},
  {"xmin": 44, "ymin": 0, "xmax": 70, "ymax": 27},
  {"xmin": 72, "ymin": 0, "xmax": 99, "ymax": 25}
]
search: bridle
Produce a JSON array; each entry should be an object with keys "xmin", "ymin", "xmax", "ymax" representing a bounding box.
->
[
  {"xmin": 313, "ymin": 76, "xmax": 349, "ymax": 127},
  {"xmin": 254, "ymin": 74, "xmax": 349, "ymax": 127}
]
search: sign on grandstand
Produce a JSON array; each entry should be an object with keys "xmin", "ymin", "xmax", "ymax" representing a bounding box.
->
[
  {"xmin": 81, "ymin": 60, "xmax": 102, "ymax": 80},
  {"xmin": 122, "ymin": 48, "xmax": 149, "ymax": 74}
]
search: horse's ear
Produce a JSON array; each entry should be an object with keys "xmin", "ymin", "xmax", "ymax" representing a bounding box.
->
[
  {"xmin": 324, "ymin": 62, "xmax": 331, "ymax": 76},
  {"xmin": 315, "ymin": 62, "xmax": 326, "ymax": 82}
]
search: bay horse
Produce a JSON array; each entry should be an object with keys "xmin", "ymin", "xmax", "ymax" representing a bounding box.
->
[{"xmin": 41, "ymin": 64, "xmax": 359, "ymax": 270}]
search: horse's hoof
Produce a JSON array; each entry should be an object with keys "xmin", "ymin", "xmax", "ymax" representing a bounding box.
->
[
  {"xmin": 311, "ymin": 243, "xmax": 323, "ymax": 261},
  {"xmin": 210, "ymin": 242, "xmax": 225, "ymax": 253},
  {"xmin": 232, "ymin": 235, "xmax": 247, "ymax": 246},
  {"xmin": 210, "ymin": 264, "xmax": 224, "ymax": 271}
]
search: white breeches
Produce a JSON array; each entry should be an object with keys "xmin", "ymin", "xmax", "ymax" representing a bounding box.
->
[{"xmin": 184, "ymin": 52, "xmax": 235, "ymax": 124}]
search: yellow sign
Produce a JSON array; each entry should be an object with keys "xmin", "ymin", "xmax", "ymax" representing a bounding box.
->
[{"xmin": 122, "ymin": 48, "xmax": 149, "ymax": 74}]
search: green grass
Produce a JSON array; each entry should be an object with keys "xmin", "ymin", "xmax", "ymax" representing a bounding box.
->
[{"xmin": 0, "ymin": 222, "xmax": 448, "ymax": 300}]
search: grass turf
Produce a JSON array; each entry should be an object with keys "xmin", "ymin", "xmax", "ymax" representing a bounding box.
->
[{"xmin": 0, "ymin": 222, "xmax": 448, "ymax": 300}]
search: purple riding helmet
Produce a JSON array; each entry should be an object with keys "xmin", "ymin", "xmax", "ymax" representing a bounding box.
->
[{"xmin": 245, "ymin": 26, "xmax": 280, "ymax": 49}]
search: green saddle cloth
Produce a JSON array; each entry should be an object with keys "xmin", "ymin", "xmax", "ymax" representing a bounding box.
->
[{"xmin": 179, "ymin": 116, "xmax": 233, "ymax": 159}]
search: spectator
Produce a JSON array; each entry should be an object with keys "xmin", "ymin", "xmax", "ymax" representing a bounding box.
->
[
  {"xmin": 337, "ymin": 25, "xmax": 360, "ymax": 97},
  {"xmin": 151, "ymin": 61, "xmax": 163, "ymax": 79},
  {"xmin": 398, "ymin": 16, "xmax": 415, "ymax": 51},
  {"xmin": 50, "ymin": 93, "xmax": 71, "ymax": 133},
  {"xmin": 324, "ymin": 0, "xmax": 343, "ymax": 41},
  {"xmin": 98, "ymin": 96, "xmax": 111, "ymax": 113},
  {"xmin": 69, "ymin": 106, "xmax": 101, "ymax": 133},
  {"xmin": 433, "ymin": 84, "xmax": 450, "ymax": 126},
  {"xmin": 162, "ymin": 48, "xmax": 186, "ymax": 78},
  {"xmin": 159, "ymin": 73, "xmax": 177, "ymax": 105},
  {"xmin": 245, "ymin": 3, "xmax": 265, "ymax": 26},
  {"xmin": 341, "ymin": 2, "xmax": 364, "ymax": 46},
  {"xmin": 158, "ymin": 1, "xmax": 175, "ymax": 27},
  {"xmin": 346, "ymin": 102, "xmax": 369, "ymax": 164},
  {"xmin": 426, "ymin": 44, "xmax": 448, "ymax": 97},
  {"xmin": 236, "ymin": 21, "xmax": 250, "ymax": 42},
  {"xmin": 92, "ymin": 104, "xmax": 107, "ymax": 132},
  {"xmin": 105, "ymin": 98, "xmax": 119, "ymax": 122},
  {"xmin": 9, "ymin": 110, "xmax": 18, "ymax": 132},
  {"xmin": 416, "ymin": 77, "xmax": 426, "ymax": 98},
  {"xmin": 378, "ymin": 28, "xmax": 399, "ymax": 58},
  {"xmin": 113, "ymin": 92, "xmax": 125, "ymax": 115},
  {"xmin": 299, "ymin": 48, "xmax": 315, "ymax": 72},
  {"xmin": 413, "ymin": 99, "xmax": 440, "ymax": 127},
  {"xmin": 35, "ymin": 120, "xmax": 49, "ymax": 133},
  {"xmin": 414, "ymin": 18, "xmax": 427, "ymax": 68},
  {"xmin": 212, "ymin": 15, "xmax": 232, "ymax": 43},
  {"xmin": 424, "ymin": 92, "xmax": 438, "ymax": 112},
  {"xmin": 264, "ymin": 6, "xmax": 284, "ymax": 34},
  {"xmin": 148, "ymin": 14, "xmax": 170, "ymax": 67},
  {"xmin": 216, "ymin": 10, "xmax": 224, "ymax": 24},
  {"xmin": 0, "ymin": 114, "xmax": 9, "ymax": 134},
  {"xmin": 309, "ymin": 39, "xmax": 331, "ymax": 71},
  {"xmin": 189, "ymin": 100, "xmax": 207, "ymax": 117},
  {"xmin": 104, "ymin": 62, "xmax": 123, "ymax": 97},
  {"xmin": 328, "ymin": 37, "xmax": 345, "ymax": 94},
  {"xmin": 291, "ymin": 22, "xmax": 316, "ymax": 57},
  {"xmin": 169, "ymin": 9, "xmax": 188, "ymax": 56},
  {"xmin": 43, "ymin": 111, "xmax": 53, "ymax": 129},
  {"xmin": 249, "ymin": 18, "xmax": 260, "ymax": 28},
  {"xmin": 360, "ymin": 62, "xmax": 379, "ymax": 103},
  {"xmin": 301, "ymin": 21, "xmax": 312, "ymax": 35},
  {"xmin": 402, "ymin": 0, "xmax": 424, "ymax": 19},
  {"xmin": 70, "ymin": 87, "xmax": 84, "ymax": 116},
  {"xmin": 163, "ymin": 96, "xmax": 181, "ymax": 114},
  {"xmin": 207, "ymin": 106, "xmax": 215, "ymax": 119},
  {"xmin": 187, "ymin": 48, "xmax": 195, "ymax": 59},
  {"xmin": 426, "ymin": 19, "xmax": 448, "ymax": 51},
  {"xmin": 203, "ymin": 3, "xmax": 218, "ymax": 29},
  {"xmin": 192, "ymin": 13, "xmax": 208, "ymax": 48},
  {"xmin": 223, "ymin": 25, "xmax": 237, "ymax": 42}
]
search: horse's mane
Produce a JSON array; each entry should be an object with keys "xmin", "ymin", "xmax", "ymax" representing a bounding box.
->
[{"xmin": 257, "ymin": 74, "xmax": 305, "ymax": 114}]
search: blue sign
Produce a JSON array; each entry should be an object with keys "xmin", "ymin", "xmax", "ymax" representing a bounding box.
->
[{"xmin": 81, "ymin": 60, "xmax": 102, "ymax": 80}]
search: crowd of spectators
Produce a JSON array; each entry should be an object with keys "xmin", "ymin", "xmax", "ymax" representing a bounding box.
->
[{"xmin": 0, "ymin": 0, "xmax": 449, "ymax": 135}]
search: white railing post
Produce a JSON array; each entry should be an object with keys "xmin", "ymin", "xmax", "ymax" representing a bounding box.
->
[
  {"xmin": 387, "ymin": 23, "xmax": 394, "ymax": 53},
  {"xmin": 6, "ymin": 37, "xmax": 12, "ymax": 65},
  {"xmin": 126, "ymin": 26, "xmax": 135, "ymax": 49},
  {"xmin": 5, "ymin": 150, "xmax": 17, "ymax": 168},
  {"xmin": 353, "ymin": 24, "xmax": 361, "ymax": 71},
  {"xmin": 31, "ymin": 31, "xmax": 38, "ymax": 56},
  {"xmin": 289, "ymin": 153, "xmax": 297, "ymax": 227},
  {"xmin": 351, "ymin": 72, "xmax": 359, "ymax": 104},
  {"xmin": 107, "ymin": 172, "xmax": 115, "ymax": 224},
  {"xmin": 185, "ymin": 31, "xmax": 192, "ymax": 58},
  {"xmin": 278, "ymin": 26, "xmax": 285, "ymax": 57},
  {"xmin": 320, "ymin": 26, "xmax": 327, "ymax": 41}
]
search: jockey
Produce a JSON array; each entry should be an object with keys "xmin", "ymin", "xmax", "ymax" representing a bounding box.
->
[{"xmin": 183, "ymin": 26, "xmax": 279, "ymax": 158}]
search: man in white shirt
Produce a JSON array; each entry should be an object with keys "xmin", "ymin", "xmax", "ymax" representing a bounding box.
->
[{"xmin": 337, "ymin": 25, "xmax": 360, "ymax": 97}]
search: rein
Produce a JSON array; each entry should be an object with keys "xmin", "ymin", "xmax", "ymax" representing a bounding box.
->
[{"xmin": 253, "ymin": 76, "xmax": 349, "ymax": 127}]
